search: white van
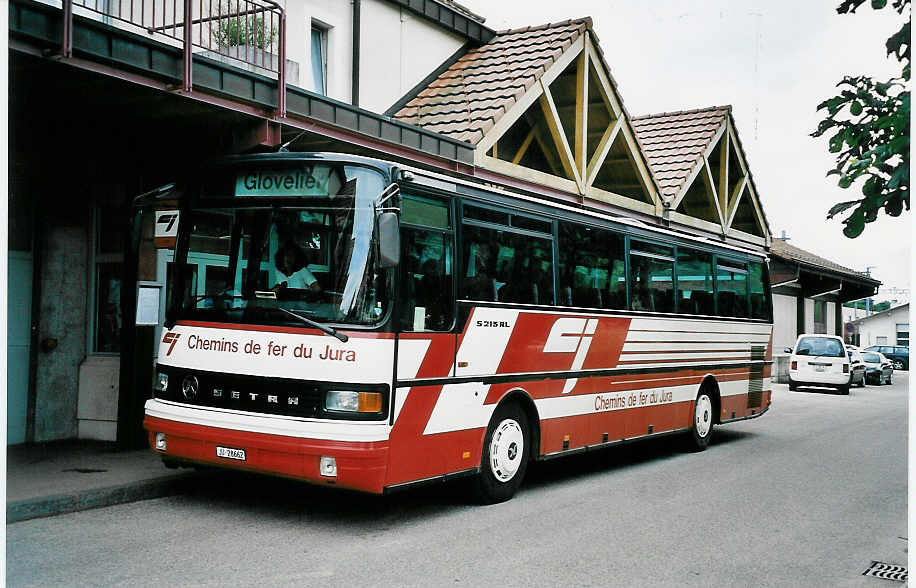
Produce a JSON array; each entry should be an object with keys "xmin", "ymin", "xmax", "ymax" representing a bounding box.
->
[{"xmin": 785, "ymin": 334, "xmax": 852, "ymax": 394}]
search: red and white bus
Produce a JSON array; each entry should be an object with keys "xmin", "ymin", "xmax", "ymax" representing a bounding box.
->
[{"xmin": 144, "ymin": 152, "xmax": 773, "ymax": 503}]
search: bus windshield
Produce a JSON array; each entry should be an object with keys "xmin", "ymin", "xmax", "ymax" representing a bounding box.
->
[{"xmin": 171, "ymin": 163, "xmax": 389, "ymax": 327}]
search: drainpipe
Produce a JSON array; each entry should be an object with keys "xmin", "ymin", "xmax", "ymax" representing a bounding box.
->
[{"xmin": 352, "ymin": 0, "xmax": 360, "ymax": 107}]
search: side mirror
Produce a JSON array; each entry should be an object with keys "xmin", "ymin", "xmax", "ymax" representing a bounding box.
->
[
  {"xmin": 378, "ymin": 211, "xmax": 400, "ymax": 268},
  {"xmin": 783, "ymin": 347, "xmax": 793, "ymax": 354}
]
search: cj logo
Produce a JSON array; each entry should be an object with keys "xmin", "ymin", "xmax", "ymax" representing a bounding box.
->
[
  {"xmin": 162, "ymin": 332, "xmax": 181, "ymax": 356},
  {"xmin": 543, "ymin": 317, "xmax": 598, "ymax": 394},
  {"xmin": 156, "ymin": 213, "xmax": 178, "ymax": 233}
]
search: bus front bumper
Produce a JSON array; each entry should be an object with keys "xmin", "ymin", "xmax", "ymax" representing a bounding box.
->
[{"xmin": 144, "ymin": 415, "xmax": 389, "ymax": 494}]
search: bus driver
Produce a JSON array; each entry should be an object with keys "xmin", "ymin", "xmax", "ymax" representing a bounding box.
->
[{"xmin": 273, "ymin": 241, "xmax": 321, "ymax": 292}]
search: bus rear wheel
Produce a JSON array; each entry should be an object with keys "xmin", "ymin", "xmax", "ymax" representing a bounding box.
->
[
  {"xmin": 687, "ymin": 390, "xmax": 715, "ymax": 451},
  {"xmin": 474, "ymin": 403, "xmax": 530, "ymax": 504}
]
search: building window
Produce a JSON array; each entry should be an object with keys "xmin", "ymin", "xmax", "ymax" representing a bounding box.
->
[
  {"xmin": 311, "ymin": 24, "xmax": 328, "ymax": 95},
  {"xmin": 92, "ymin": 204, "xmax": 126, "ymax": 353},
  {"xmin": 876, "ymin": 335, "xmax": 888, "ymax": 345},
  {"xmin": 896, "ymin": 323, "xmax": 909, "ymax": 347},
  {"xmin": 813, "ymin": 299, "xmax": 826, "ymax": 334}
]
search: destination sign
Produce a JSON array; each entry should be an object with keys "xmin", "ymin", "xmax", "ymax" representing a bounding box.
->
[{"xmin": 235, "ymin": 166, "xmax": 330, "ymax": 197}]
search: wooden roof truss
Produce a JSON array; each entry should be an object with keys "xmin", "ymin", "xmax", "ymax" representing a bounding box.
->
[
  {"xmin": 667, "ymin": 116, "xmax": 771, "ymax": 246},
  {"xmin": 476, "ymin": 32, "xmax": 661, "ymax": 216}
]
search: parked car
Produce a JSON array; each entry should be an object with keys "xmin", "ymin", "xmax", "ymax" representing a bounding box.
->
[
  {"xmin": 786, "ymin": 334, "xmax": 853, "ymax": 394},
  {"xmin": 864, "ymin": 345, "xmax": 908, "ymax": 370},
  {"xmin": 845, "ymin": 347, "xmax": 867, "ymax": 388},
  {"xmin": 861, "ymin": 351, "xmax": 894, "ymax": 385}
]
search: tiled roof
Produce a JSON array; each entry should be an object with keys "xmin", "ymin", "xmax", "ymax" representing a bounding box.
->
[
  {"xmin": 630, "ymin": 106, "xmax": 730, "ymax": 202},
  {"xmin": 392, "ymin": 18, "xmax": 592, "ymax": 144},
  {"xmin": 438, "ymin": 0, "xmax": 486, "ymax": 23},
  {"xmin": 770, "ymin": 238, "xmax": 877, "ymax": 281}
]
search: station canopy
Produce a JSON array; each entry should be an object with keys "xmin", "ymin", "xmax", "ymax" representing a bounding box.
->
[{"xmin": 393, "ymin": 17, "xmax": 771, "ymax": 247}]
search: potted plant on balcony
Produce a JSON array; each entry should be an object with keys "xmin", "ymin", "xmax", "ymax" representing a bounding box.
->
[{"xmin": 213, "ymin": 12, "xmax": 279, "ymax": 70}]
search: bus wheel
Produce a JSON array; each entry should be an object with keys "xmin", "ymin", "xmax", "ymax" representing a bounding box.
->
[
  {"xmin": 687, "ymin": 390, "xmax": 715, "ymax": 452},
  {"xmin": 475, "ymin": 403, "xmax": 530, "ymax": 504}
]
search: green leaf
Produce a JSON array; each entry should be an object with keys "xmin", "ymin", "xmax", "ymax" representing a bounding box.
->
[
  {"xmin": 886, "ymin": 22, "xmax": 910, "ymax": 60},
  {"xmin": 886, "ymin": 191, "xmax": 904, "ymax": 215},
  {"xmin": 815, "ymin": 0, "xmax": 910, "ymax": 239},
  {"xmin": 842, "ymin": 209, "xmax": 866, "ymax": 238},
  {"xmin": 888, "ymin": 164, "xmax": 909, "ymax": 189},
  {"xmin": 827, "ymin": 199, "xmax": 862, "ymax": 218}
]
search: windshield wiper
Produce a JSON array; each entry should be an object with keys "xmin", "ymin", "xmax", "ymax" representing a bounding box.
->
[{"xmin": 278, "ymin": 308, "xmax": 349, "ymax": 343}]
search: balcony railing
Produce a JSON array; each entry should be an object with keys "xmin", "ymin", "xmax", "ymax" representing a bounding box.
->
[{"xmin": 61, "ymin": 0, "xmax": 287, "ymax": 114}]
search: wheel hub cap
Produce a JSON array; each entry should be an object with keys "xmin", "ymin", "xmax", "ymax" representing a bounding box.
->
[
  {"xmin": 695, "ymin": 394, "xmax": 712, "ymax": 437},
  {"xmin": 490, "ymin": 419, "xmax": 524, "ymax": 482}
]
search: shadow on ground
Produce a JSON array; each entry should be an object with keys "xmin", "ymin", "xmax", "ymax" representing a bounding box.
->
[{"xmin": 172, "ymin": 427, "xmax": 756, "ymax": 526}]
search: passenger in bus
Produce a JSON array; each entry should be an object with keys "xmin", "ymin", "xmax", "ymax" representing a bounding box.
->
[
  {"xmin": 631, "ymin": 265, "xmax": 652, "ymax": 311},
  {"xmin": 464, "ymin": 242, "xmax": 497, "ymax": 301},
  {"xmin": 273, "ymin": 241, "xmax": 321, "ymax": 292},
  {"xmin": 418, "ymin": 258, "xmax": 450, "ymax": 330}
]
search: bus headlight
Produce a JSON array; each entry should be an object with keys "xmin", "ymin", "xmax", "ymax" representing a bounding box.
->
[
  {"xmin": 154, "ymin": 372, "xmax": 169, "ymax": 393},
  {"xmin": 325, "ymin": 390, "xmax": 383, "ymax": 413}
]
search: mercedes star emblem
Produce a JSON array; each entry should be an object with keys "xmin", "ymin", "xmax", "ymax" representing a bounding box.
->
[{"xmin": 181, "ymin": 375, "xmax": 199, "ymax": 401}]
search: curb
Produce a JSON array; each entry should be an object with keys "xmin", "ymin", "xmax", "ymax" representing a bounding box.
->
[{"xmin": 7, "ymin": 473, "xmax": 202, "ymax": 524}]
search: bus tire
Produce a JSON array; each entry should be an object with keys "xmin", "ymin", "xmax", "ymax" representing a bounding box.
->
[
  {"xmin": 788, "ymin": 380, "xmax": 798, "ymax": 392},
  {"xmin": 687, "ymin": 389, "xmax": 715, "ymax": 452},
  {"xmin": 474, "ymin": 403, "xmax": 530, "ymax": 505},
  {"xmin": 837, "ymin": 384, "xmax": 849, "ymax": 395}
]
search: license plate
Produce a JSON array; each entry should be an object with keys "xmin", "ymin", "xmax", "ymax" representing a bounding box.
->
[
  {"xmin": 814, "ymin": 365, "xmax": 826, "ymax": 372},
  {"xmin": 216, "ymin": 446, "xmax": 246, "ymax": 461}
]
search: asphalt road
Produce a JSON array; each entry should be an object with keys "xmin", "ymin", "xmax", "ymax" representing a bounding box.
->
[{"xmin": 8, "ymin": 377, "xmax": 907, "ymax": 587}]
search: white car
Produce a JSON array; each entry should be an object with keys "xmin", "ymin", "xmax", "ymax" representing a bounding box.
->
[{"xmin": 786, "ymin": 334, "xmax": 853, "ymax": 394}]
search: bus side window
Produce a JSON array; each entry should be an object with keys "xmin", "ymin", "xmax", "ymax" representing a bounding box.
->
[
  {"xmin": 748, "ymin": 262, "xmax": 770, "ymax": 321},
  {"xmin": 461, "ymin": 224, "xmax": 499, "ymax": 302},
  {"xmin": 629, "ymin": 242, "xmax": 675, "ymax": 313},
  {"xmin": 716, "ymin": 261, "xmax": 749, "ymax": 318},
  {"xmin": 676, "ymin": 248, "xmax": 714, "ymax": 315},
  {"xmin": 461, "ymin": 222, "xmax": 553, "ymax": 305},
  {"xmin": 400, "ymin": 196, "xmax": 453, "ymax": 332},
  {"xmin": 557, "ymin": 222, "xmax": 626, "ymax": 310}
]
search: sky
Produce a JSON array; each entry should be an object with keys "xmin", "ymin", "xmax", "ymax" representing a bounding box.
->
[{"xmin": 458, "ymin": 0, "xmax": 910, "ymax": 302}]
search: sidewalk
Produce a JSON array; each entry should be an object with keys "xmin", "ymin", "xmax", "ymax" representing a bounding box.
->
[{"xmin": 7, "ymin": 441, "xmax": 202, "ymax": 524}]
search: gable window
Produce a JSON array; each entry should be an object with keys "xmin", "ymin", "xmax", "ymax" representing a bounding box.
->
[{"xmin": 311, "ymin": 24, "xmax": 328, "ymax": 95}]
